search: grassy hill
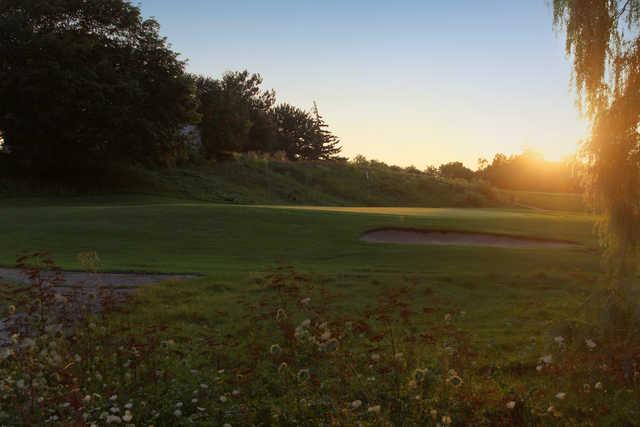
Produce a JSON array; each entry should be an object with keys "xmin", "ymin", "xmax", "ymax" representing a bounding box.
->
[{"xmin": 0, "ymin": 157, "xmax": 503, "ymax": 208}]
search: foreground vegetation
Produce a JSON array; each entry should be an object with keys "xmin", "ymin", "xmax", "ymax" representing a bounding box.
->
[{"xmin": 3, "ymin": 196, "xmax": 632, "ymax": 424}]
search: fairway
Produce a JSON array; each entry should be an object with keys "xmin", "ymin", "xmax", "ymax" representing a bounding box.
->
[
  {"xmin": 0, "ymin": 196, "xmax": 603, "ymax": 355},
  {"xmin": 0, "ymin": 197, "xmax": 598, "ymax": 274}
]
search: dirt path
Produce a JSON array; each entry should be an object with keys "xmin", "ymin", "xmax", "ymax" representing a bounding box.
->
[
  {"xmin": 361, "ymin": 228, "xmax": 579, "ymax": 249},
  {"xmin": 0, "ymin": 268, "xmax": 197, "ymax": 289},
  {"xmin": 0, "ymin": 268, "xmax": 197, "ymax": 346}
]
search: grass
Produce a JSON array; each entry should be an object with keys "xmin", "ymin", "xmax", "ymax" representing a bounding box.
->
[
  {"xmin": 5, "ymin": 194, "xmax": 633, "ymax": 425},
  {"xmin": 1, "ymin": 158, "xmax": 502, "ymax": 207},
  {"xmin": 501, "ymin": 189, "xmax": 586, "ymax": 212},
  {"xmin": 0, "ymin": 195, "xmax": 601, "ymax": 354}
]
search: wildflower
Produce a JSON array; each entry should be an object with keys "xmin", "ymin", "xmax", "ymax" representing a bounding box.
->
[
  {"xmin": 367, "ymin": 405, "xmax": 381, "ymax": 414},
  {"xmin": 371, "ymin": 353, "xmax": 380, "ymax": 361},
  {"xmin": 122, "ymin": 411, "xmax": 133, "ymax": 422},
  {"xmin": 53, "ymin": 293, "xmax": 68, "ymax": 303},
  {"xmin": 585, "ymin": 338, "xmax": 597, "ymax": 349},
  {"xmin": 160, "ymin": 339, "xmax": 175, "ymax": 348},
  {"xmin": 219, "ymin": 395, "xmax": 227, "ymax": 403},
  {"xmin": 547, "ymin": 405, "xmax": 561, "ymax": 417},
  {"xmin": 275, "ymin": 308, "xmax": 287, "ymax": 321},
  {"xmin": 175, "ymin": 402, "xmax": 183, "ymax": 408},
  {"xmin": 105, "ymin": 415, "xmax": 122, "ymax": 424},
  {"xmin": 300, "ymin": 297, "xmax": 311, "ymax": 305},
  {"xmin": 413, "ymin": 368, "xmax": 427, "ymax": 382},
  {"xmin": 594, "ymin": 382, "xmax": 603, "ymax": 390},
  {"xmin": 444, "ymin": 313, "xmax": 452, "ymax": 322},
  {"xmin": 269, "ymin": 344, "xmax": 282, "ymax": 355},
  {"xmin": 16, "ymin": 379, "xmax": 25, "ymax": 389},
  {"xmin": 536, "ymin": 364, "xmax": 543, "ymax": 372},
  {"xmin": 345, "ymin": 321, "xmax": 353, "ymax": 330},
  {"xmin": 555, "ymin": 392, "xmax": 566, "ymax": 400},
  {"xmin": 8, "ymin": 305, "xmax": 15, "ymax": 314},
  {"xmin": 10, "ymin": 333, "xmax": 19, "ymax": 344},
  {"xmin": 540, "ymin": 354, "xmax": 553, "ymax": 364},
  {"xmin": 442, "ymin": 415, "xmax": 452, "ymax": 425},
  {"xmin": 351, "ymin": 400, "xmax": 362, "ymax": 409},
  {"xmin": 447, "ymin": 374, "xmax": 463, "ymax": 387},
  {"xmin": 506, "ymin": 401, "xmax": 516, "ymax": 409},
  {"xmin": 200, "ymin": 383, "xmax": 209, "ymax": 389},
  {"xmin": 124, "ymin": 403, "xmax": 132, "ymax": 409},
  {"xmin": 300, "ymin": 319, "xmax": 311, "ymax": 328},
  {"xmin": 21, "ymin": 337, "xmax": 36, "ymax": 349},
  {"xmin": 173, "ymin": 409, "xmax": 182, "ymax": 417},
  {"xmin": 297, "ymin": 369, "xmax": 310, "ymax": 382},
  {"xmin": 320, "ymin": 338, "xmax": 339, "ymax": 353},
  {"xmin": 394, "ymin": 352, "xmax": 404, "ymax": 360},
  {"xmin": 554, "ymin": 336, "xmax": 564, "ymax": 345},
  {"xmin": 232, "ymin": 389, "xmax": 240, "ymax": 396},
  {"xmin": 83, "ymin": 395, "xmax": 92, "ymax": 402}
]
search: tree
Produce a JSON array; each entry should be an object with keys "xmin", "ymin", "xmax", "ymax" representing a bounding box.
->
[
  {"xmin": 437, "ymin": 161, "xmax": 475, "ymax": 180},
  {"xmin": 270, "ymin": 103, "xmax": 316, "ymax": 160},
  {"xmin": 310, "ymin": 102, "xmax": 342, "ymax": 160},
  {"xmin": 477, "ymin": 150, "xmax": 578, "ymax": 193},
  {"xmin": 554, "ymin": 1, "xmax": 640, "ymax": 284},
  {"xmin": 194, "ymin": 71, "xmax": 275, "ymax": 158},
  {"xmin": 0, "ymin": 0, "xmax": 198, "ymax": 171}
]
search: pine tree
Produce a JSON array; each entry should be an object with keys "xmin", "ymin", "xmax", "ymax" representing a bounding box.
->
[{"xmin": 311, "ymin": 102, "xmax": 342, "ymax": 160}]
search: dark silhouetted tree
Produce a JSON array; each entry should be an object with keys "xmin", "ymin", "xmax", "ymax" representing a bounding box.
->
[
  {"xmin": 0, "ymin": 0, "xmax": 198, "ymax": 171},
  {"xmin": 310, "ymin": 102, "xmax": 342, "ymax": 160},
  {"xmin": 195, "ymin": 71, "xmax": 275, "ymax": 158},
  {"xmin": 438, "ymin": 162, "xmax": 475, "ymax": 180}
]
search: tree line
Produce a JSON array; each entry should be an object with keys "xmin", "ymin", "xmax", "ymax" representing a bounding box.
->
[
  {"xmin": 0, "ymin": 0, "xmax": 342, "ymax": 175},
  {"xmin": 425, "ymin": 150, "xmax": 579, "ymax": 193}
]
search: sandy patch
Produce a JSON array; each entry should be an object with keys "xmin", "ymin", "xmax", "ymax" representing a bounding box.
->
[{"xmin": 361, "ymin": 228, "xmax": 578, "ymax": 249}]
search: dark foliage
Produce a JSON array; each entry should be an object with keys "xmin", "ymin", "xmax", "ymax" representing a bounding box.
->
[{"xmin": 0, "ymin": 0, "xmax": 198, "ymax": 172}]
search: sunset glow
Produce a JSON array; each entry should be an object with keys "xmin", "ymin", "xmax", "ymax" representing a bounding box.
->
[{"xmin": 141, "ymin": 0, "xmax": 588, "ymax": 168}]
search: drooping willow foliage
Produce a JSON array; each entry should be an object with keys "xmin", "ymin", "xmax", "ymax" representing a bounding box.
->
[{"xmin": 554, "ymin": 0, "xmax": 640, "ymax": 284}]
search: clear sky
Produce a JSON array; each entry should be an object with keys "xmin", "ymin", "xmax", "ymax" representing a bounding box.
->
[{"xmin": 139, "ymin": 0, "xmax": 587, "ymax": 168}]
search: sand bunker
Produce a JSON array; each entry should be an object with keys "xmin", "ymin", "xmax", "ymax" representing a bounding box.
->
[{"xmin": 361, "ymin": 228, "xmax": 578, "ymax": 249}]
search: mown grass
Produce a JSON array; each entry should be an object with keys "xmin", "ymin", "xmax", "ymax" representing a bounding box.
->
[
  {"xmin": 0, "ymin": 196, "xmax": 600, "ymax": 354},
  {"xmin": 501, "ymin": 189, "xmax": 586, "ymax": 212}
]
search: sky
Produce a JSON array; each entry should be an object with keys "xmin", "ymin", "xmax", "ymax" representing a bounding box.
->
[{"xmin": 138, "ymin": 0, "xmax": 588, "ymax": 168}]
